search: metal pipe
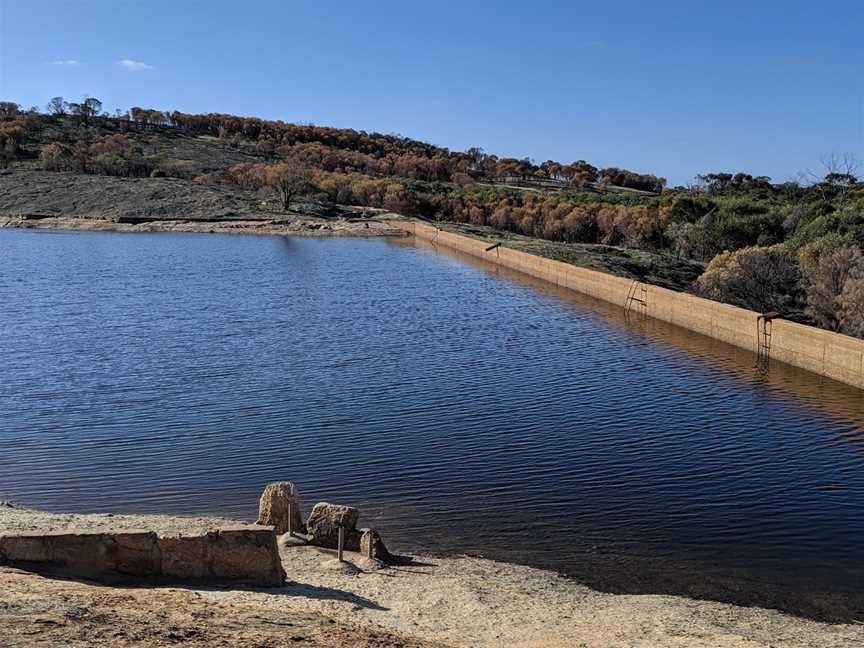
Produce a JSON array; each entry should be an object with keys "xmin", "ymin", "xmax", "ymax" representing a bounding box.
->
[{"xmin": 337, "ymin": 525, "xmax": 345, "ymax": 562}]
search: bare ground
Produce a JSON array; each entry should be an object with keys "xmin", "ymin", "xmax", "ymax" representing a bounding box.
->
[
  {"xmin": 0, "ymin": 567, "xmax": 445, "ymax": 648},
  {"xmin": 0, "ymin": 169, "xmax": 408, "ymax": 237},
  {"xmin": 1, "ymin": 506, "xmax": 861, "ymax": 647}
]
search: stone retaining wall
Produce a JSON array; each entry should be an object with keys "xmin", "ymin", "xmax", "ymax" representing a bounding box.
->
[
  {"xmin": 0, "ymin": 526, "xmax": 285, "ymax": 586},
  {"xmin": 403, "ymin": 221, "xmax": 864, "ymax": 390}
]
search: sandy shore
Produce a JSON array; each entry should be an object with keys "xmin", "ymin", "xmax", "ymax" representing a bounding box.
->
[{"xmin": 1, "ymin": 505, "xmax": 861, "ymax": 647}]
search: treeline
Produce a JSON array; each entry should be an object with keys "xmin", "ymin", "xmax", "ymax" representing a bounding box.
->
[
  {"xmin": 217, "ymin": 162, "xmax": 667, "ymax": 247},
  {"xmin": 2, "ymin": 97, "xmax": 668, "ymax": 191},
  {"xmin": 124, "ymin": 104, "xmax": 666, "ymax": 191},
  {"xmin": 1, "ymin": 96, "xmax": 667, "ymax": 191}
]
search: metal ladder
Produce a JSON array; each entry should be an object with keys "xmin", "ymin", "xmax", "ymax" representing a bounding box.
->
[
  {"xmin": 624, "ymin": 280, "xmax": 648, "ymax": 320},
  {"xmin": 756, "ymin": 312, "xmax": 778, "ymax": 374}
]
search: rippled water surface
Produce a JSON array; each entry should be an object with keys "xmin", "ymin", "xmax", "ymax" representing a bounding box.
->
[{"xmin": 2, "ymin": 229, "xmax": 864, "ymax": 619}]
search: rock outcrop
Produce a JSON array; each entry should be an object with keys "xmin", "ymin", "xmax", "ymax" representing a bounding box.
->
[{"xmin": 257, "ymin": 481, "xmax": 303, "ymax": 535}]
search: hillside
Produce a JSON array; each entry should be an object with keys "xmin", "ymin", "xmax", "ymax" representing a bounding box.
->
[{"xmin": 1, "ymin": 102, "xmax": 863, "ymax": 334}]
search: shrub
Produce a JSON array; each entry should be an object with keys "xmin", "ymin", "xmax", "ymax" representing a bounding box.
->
[
  {"xmin": 39, "ymin": 142, "xmax": 75, "ymax": 171},
  {"xmin": 788, "ymin": 205, "xmax": 864, "ymax": 250},
  {"xmin": 695, "ymin": 245, "xmax": 801, "ymax": 313},
  {"xmin": 664, "ymin": 195, "xmax": 716, "ymax": 224},
  {"xmin": 802, "ymin": 246, "xmax": 864, "ymax": 331},
  {"xmin": 840, "ymin": 279, "xmax": 864, "ymax": 338}
]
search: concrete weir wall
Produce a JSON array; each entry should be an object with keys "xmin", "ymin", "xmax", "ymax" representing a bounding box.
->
[
  {"xmin": 403, "ymin": 221, "xmax": 864, "ymax": 390},
  {"xmin": 0, "ymin": 527, "xmax": 286, "ymax": 586}
]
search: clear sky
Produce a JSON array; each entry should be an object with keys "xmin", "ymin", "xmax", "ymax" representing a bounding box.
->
[{"xmin": 1, "ymin": 0, "xmax": 862, "ymax": 185}]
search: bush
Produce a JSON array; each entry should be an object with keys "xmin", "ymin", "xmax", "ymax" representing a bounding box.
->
[
  {"xmin": 840, "ymin": 279, "xmax": 864, "ymax": 338},
  {"xmin": 664, "ymin": 195, "xmax": 716, "ymax": 224},
  {"xmin": 802, "ymin": 246, "xmax": 864, "ymax": 332},
  {"xmin": 695, "ymin": 245, "xmax": 801, "ymax": 313},
  {"xmin": 39, "ymin": 142, "xmax": 75, "ymax": 171},
  {"xmin": 788, "ymin": 205, "xmax": 864, "ymax": 250},
  {"xmin": 703, "ymin": 203, "xmax": 784, "ymax": 255}
]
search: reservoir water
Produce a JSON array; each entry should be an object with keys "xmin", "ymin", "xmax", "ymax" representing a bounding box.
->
[{"xmin": 1, "ymin": 228, "xmax": 863, "ymax": 620}]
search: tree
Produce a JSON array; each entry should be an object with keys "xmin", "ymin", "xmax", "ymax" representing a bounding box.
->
[
  {"xmin": 70, "ymin": 97, "xmax": 102, "ymax": 125},
  {"xmin": 0, "ymin": 119, "xmax": 26, "ymax": 168},
  {"xmin": 255, "ymin": 137, "xmax": 276, "ymax": 160},
  {"xmin": 465, "ymin": 147, "xmax": 487, "ymax": 173},
  {"xmin": 803, "ymin": 246, "xmax": 864, "ymax": 331},
  {"xmin": 807, "ymin": 154, "xmax": 859, "ymax": 207},
  {"xmin": 695, "ymin": 245, "xmax": 801, "ymax": 313},
  {"xmin": 0, "ymin": 101, "xmax": 19, "ymax": 118},
  {"xmin": 566, "ymin": 160, "xmax": 599, "ymax": 188},
  {"xmin": 840, "ymin": 279, "xmax": 864, "ymax": 338},
  {"xmin": 266, "ymin": 162, "xmax": 315, "ymax": 210},
  {"xmin": 39, "ymin": 142, "xmax": 75, "ymax": 171},
  {"xmin": 0, "ymin": 136, "xmax": 15, "ymax": 168}
]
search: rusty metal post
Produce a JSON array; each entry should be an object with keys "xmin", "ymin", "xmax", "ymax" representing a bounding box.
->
[{"xmin": 287, "ymin": 500, "xmax": 293, "ymax": 537}]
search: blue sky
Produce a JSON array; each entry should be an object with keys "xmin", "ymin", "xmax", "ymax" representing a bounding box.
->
[{"xmin": 1, "ymin": 0, "xmax": 861, "ymax": 185}]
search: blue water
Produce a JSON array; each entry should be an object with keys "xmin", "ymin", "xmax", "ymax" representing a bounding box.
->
[{"xmin": 1, "ymin": 229, "xmax": 863, "ymax": 620}]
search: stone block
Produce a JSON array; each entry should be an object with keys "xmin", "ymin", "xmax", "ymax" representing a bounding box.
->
[
  {"xmin": 257, "ymin": 481, "xmax": 303, "ymax": 535},
  {"xmin": 209, "ymin": 528, "xmax": 285, "ymax": 586},
  {"xmin": 111, "ymin": 532, "xmax": 159, "ymax": 576},
  {"xmin": 0, "ymin": 535, "xmax": 53, "ymax": 563},
  {"xmin": 49, "ymin": 533, "xmax": 111, "ymax": 572},
  {"xmin": 158, "ymin": 534, "xmax": 211, "ymax": 579},
  {"xmin": 359, "ymin": 528, "xmax": 390, "ymax": 562},
  {"xmin": 306, "ymin": 502, "xmax": 360, "ymax": 550}
]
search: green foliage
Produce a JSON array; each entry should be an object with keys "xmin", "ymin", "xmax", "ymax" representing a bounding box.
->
[
  {"xmin": 706, "ymin": 206, "xmax": 785, "ymax": 253},
  {"xmin": 788, "ymin": 205, "xmax": 864, "ymax": 251},
  {"xmin": 665, "ymin": 195, "xmax": 716, "ymax": 224}
]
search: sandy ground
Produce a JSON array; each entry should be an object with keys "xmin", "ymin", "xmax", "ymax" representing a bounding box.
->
[
  {"xmin": 1, "ymin": 505, "xmax": 862, "ymax": 647},
  {"xmin": 0, "ymin": 566, "xmax": 446, "ymax": 648}
]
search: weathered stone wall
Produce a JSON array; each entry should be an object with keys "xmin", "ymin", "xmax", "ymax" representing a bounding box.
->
[
  {"xmin": 0, "ymin": 526, "xmax": 285, "ymax": 586},
  {"xmin": 405, "ymin": 221, "xmax": 864, "ymax": 390}
]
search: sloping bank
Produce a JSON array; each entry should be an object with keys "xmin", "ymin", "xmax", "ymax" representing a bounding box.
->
[{"xmin": 402, "ymin": 221, "xmax": 864, "ymax": 391}]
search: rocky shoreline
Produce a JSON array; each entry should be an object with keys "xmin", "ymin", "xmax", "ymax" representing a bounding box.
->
[{"xmin": 1, "ymin": 502, "xmax": 861, "ymax": 648}]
